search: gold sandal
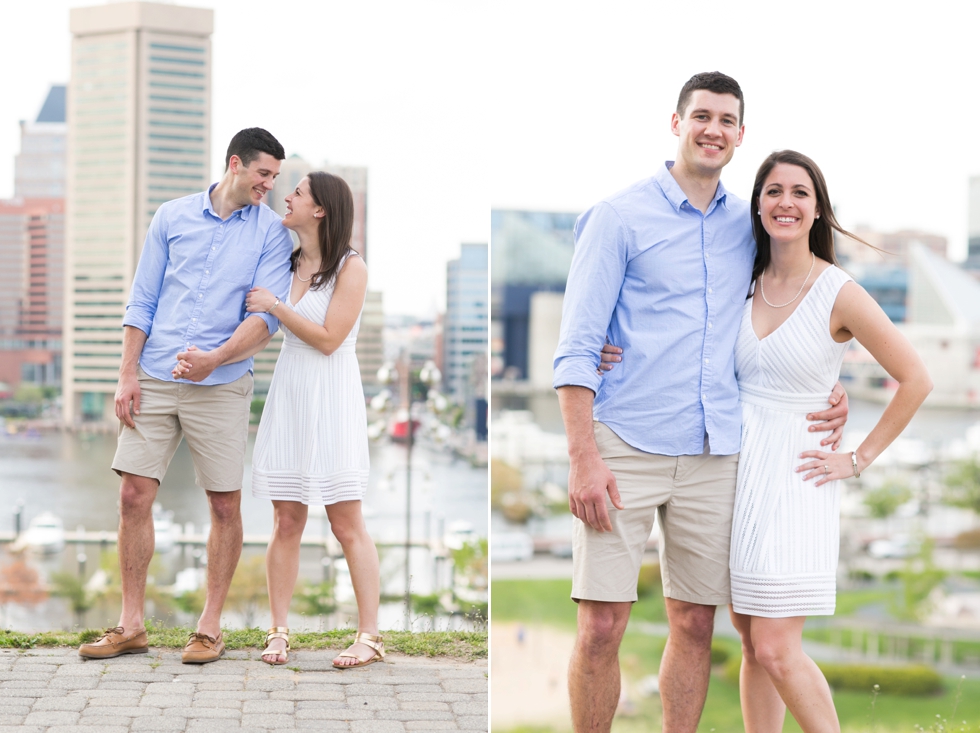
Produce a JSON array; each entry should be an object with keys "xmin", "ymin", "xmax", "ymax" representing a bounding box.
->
[
  {"xmin": 332, "ymin": 632, "xmax": 385, "ymax": 669},
  {"xmin": 261, "ymin": 626, "xmax": 290, "ymax": 665}
]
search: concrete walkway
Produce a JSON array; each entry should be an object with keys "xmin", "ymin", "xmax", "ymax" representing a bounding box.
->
[{"xmin": 0, "ymin": 647, "xmax": 487, "ymax": 732}]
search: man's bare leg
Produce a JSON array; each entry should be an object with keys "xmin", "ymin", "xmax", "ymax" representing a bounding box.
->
[
  {"xmin": 196, "ymin": 489, "xmax": 243, "ymax": 637},
  {"xmin": 568, "ymin": 600, "xmax": 631, "ymax": 733},
  {"xmin": 117, "ymin": 472, "xmax": 159, "ymax": 633},
  {"xmin": 659, "ymin": 598, "xmax": 716, "ymax": 733}
]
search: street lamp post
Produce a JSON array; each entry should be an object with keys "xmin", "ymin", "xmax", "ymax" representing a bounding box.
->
[{"xmin": 376, "ymin": 357, "xmax": 441, "ymax": 631}]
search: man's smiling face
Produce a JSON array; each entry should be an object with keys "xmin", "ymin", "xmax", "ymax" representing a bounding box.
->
[
  {"xmin": 229, "ymin": 152, "xmax": 281, "ymax": 208},
  {"xmin": 671, "ymin": 90, "xmax": 744, "ymax": 176}
]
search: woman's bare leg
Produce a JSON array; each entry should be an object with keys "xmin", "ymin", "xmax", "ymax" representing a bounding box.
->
[
  {"xmin": 262, "ymin": 500, "xmax": 309, "ymax": 663},
  {"xmin": 326, "ymin": 500, "xmax": 381, "ymax": 665},
  {"xmin": 750, "ymin": 615, "xmax": 840, "ymax": 733},
  {"xmin": 730, "ymin": 606, "xmax": 787, "ymax": 733}
]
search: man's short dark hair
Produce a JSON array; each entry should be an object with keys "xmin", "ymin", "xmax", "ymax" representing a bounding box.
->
[
  {"xmin": 676, "ymin": 72, "xmax": 744, "ymax": 125},
  {"xmin": 224, "ymin": 128, "xmax": 285, "ymax": 170}
]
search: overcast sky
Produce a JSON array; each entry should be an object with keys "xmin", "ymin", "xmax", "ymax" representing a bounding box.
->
[
  {"xmin": 1, "ymin": 0, "xmax": 487, "ymax": 318},
  {"xmin": 488, "ymin": 1, "xmax": 980, "ymax": 261}
]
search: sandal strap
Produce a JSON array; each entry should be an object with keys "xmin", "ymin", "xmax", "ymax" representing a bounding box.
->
[
  {"xmin": 352, "ymin": 633, "xmax": 385, "ymax": 657},
  {"xmin": 264, "ymin": 630, "xmax": 291, "ymax": 649},
  {"xmin": 266, "ymin": 626, "xmax": 289, "ymax": 634}
]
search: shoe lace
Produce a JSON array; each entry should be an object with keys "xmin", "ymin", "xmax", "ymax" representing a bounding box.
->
[
  {"xmin": 98, "ymin": 626, "xmax": 124, "ymax": 641},
  {"xmin": 188, "ymin": 632, "xmax": 217, "ymax": 648}
]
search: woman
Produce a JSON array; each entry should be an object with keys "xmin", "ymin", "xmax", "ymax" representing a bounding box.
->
[
  {"xmin": 602, "ymin": 151, "xmax": 932, "ymax": 730},
  {"xmin": 726, "ymin": 150, "xmax": 931, "ymax": 732},
  {"xmin": 244, "ymin": 171, "xmax": 380, "ymax": 668}
]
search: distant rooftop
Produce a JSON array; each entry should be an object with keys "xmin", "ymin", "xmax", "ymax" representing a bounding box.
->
[
  {"xmin": 36, "ymin": 86, "xmax": 66, "ymax": 124},
  {"xmin": 910, "ymin": 244, "xmax": 980, "ymax": 326}
]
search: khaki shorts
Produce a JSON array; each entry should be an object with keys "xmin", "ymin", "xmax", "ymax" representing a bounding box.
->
[
  {"xmin": 571, "ymin": 421, "xmax": 739, "ymax": 605},
  {"xmin": 111, "ymin": 366, "xmax": 253, "ymax": 492}
]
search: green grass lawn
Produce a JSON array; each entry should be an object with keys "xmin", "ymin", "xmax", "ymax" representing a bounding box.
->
[{"xmin": 492, "ymin": 579, "xmax": 980, "ymax": 732}]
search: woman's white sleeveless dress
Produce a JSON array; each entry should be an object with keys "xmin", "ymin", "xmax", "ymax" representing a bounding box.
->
[
  {"xmin": 251, "ymin": 255, "xmax": 369, "ymax": 505},
  {"xmin": 730, "ymin": 266, "xmax": 852, "ymax": 617}
]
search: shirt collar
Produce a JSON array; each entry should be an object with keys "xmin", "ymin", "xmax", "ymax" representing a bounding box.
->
[
  {"xmin": 656, "ymin": 161, "xmax": 730, "ymax": 213},
  {"xmin": 202, "ymin": 182, "xmax": 253, "ymax": 221}
]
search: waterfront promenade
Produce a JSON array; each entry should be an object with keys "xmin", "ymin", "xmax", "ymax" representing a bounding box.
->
[{"xmin": 0, "ymin": 647, "xmax": 487, "ymax": 732}]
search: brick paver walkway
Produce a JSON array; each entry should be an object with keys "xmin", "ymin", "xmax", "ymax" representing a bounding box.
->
[{"xmin": 0, "ymin": 647, "xmax": 488, "ymax": 732}]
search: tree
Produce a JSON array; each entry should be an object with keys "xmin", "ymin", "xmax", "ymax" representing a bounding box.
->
[
  {"xmin": 0, "ymin": 560, "xmax": 47, "ymax": 627},
  {"xmin": 890, "ymin": 538, "xmax": 946, "ymax": 622},
  {"xmin": 863, "ymin": 481, "xmax": 912, "ymax": 519},
  {"xmin": 944, "ymin": 458, "xmax": 980, "ymax": 514},
  {"xmin": 226, "ymin": 555, "xmax": 267, "ymax": 628}
]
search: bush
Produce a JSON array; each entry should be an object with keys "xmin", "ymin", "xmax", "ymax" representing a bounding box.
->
[
  {"xmin": 636, "ymin": 563, "xmax": 662, "ymax": 599},
  {"xmin": 710, "ymin": 640, "xmax": 730, "ymax": 664},
  {"xmin": 723, "ymin": 655, "xmax": 941, "ymax": 695},
  {"xmin": 818, "ymin": 662, "xmax": 942, "ymax": 695}
]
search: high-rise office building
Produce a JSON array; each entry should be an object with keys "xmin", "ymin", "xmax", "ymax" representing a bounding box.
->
[
  {"xmin": 968, "ymin": 176, "xmax": 980, "ymax": 272},
  {"xmin": 64, "ymin": 2, "xmax": 213, "ymax": 422},
  {"xmin": 490, "ymin": 209, "xmax": 576, "ymax": 380},
  {"xmin": 0, "ymin": 199, "xmax": 65, "ymax": 388},
  {"xmin": 0, "ymin": 85, "xmax": 68, "ymax": 389},
  {"xmin": 15, "ymin": 86, "xmax": 67, "ymax": 199},
  {"xmin": 444, "ymin": 243, "xmax": 488, "ymax": 404}
]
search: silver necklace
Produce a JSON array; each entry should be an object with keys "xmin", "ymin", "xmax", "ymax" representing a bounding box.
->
[
  {"xmin": 295, "ymin": 255, "xmax": 320, "ymax": 283},
  {"xmin": 760, "ymin": 252, "xmax": 815, "ymax": 308}
]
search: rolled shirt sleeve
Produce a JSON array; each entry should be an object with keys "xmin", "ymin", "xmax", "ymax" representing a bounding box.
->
[
  {"xmin": 248, "ymin": 223, "xmax": 294, "ymax": 335},
  {"xmin": 553, "ymin": 202, "xmax": 630, "ymax": 394},
  {"xmin": 122, "ymin": 204, "xmax": 170, "ymax": 335}
]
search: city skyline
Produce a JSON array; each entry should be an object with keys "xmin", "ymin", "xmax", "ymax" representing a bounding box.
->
[{"xmin": 2, "ymin": 0, "xmax": 487, "ymax": 318}]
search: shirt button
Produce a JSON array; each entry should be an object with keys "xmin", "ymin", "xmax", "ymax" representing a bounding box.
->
[
  {"xmin": 702, "ymin": 393, "xmax": 707, "ymax": 400},
  {"xmin": 211, "ymin": 247, "xmax": 215, "ymax": 251},
  {"xmin": 705, "ymin": 253, "xmax": 710, "ymax": 259},
  {"xmin": 708, "ymin": 322, "xmax": 713, "ymax": 328},
  {"xmin": 708, "ymin": 287, "xmax": 714, "ymax": 294},
  {"xmin": 704, "ymin": 358, "xmax": 709, "ymax": 364},
  {"xmin": 198, "ymin": 294, "xmax": 203, "ymax": 299}
]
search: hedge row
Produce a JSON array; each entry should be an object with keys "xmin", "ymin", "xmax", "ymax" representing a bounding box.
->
[{"xmin": 723, "ymin": 656, "xmax": 941, "ymax": 695}]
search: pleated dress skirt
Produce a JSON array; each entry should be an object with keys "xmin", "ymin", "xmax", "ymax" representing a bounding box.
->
[
  {"xmin": 729, "ymin": 382, "xmax": 841, "ymax": 617},
  {"xmin": 251, "ymin": 338, "xmax": 370, "ymax": 506}
]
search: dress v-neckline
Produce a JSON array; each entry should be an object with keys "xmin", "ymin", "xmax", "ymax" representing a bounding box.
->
[
  {"xmin": 288, "ymin": 275, "xmax": 311, "ymax": 308},
  {"xmin": 749, "ymin": 266, "xmax": 833, "ymax": 343}
]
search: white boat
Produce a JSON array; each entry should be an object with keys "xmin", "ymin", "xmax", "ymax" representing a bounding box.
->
[
  {"xmin": 444, "ymin": 520, "xmax": 475, "ymax": 551},
  {"xmin": 153, "ymin": 503, "xmax": 176, "ymax": 554},
  {"xmin": 23, "ymin": 512, "xmax": 65, "ymax": 554}
]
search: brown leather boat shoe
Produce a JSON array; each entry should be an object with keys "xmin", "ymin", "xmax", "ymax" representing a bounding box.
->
[
  {"xmin": 182, "ymin": 631, "xmax": 225, "ymax": 664},
  {"xmin": 78, "ymin": 626, "xmax": 148, "ymax": 659}
]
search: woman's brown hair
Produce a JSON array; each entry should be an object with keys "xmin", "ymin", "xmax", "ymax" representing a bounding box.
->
[
  {"xmin": 290, "ymin": 171, "xmax": 355, "ymax": 289},
  {"xmin": 750, "ymin": 150, "xmax": 871, "ymax": 282}
]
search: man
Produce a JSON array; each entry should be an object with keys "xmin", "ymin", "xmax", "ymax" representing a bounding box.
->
[
  {"xmin": 78, "ymin": 128, "xmax": 293, "ymax": 664},
  {"xmin": 553, "ymin": 73, "xmax": 847, "ymax": 732}
]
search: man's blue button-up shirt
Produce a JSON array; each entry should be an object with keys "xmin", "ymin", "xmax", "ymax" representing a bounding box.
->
[
  {"xmin": 123, "ymin": 184, "xmax": 294, "ymax": 386},
  {"xmin": 553, "ymin": 162, "xmax": 755, "ymax": 456}
]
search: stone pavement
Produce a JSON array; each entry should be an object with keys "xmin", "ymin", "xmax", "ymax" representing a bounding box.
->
[{"xmin": 0, "ymin": 647, "xmax": 488, "ymax": 732}]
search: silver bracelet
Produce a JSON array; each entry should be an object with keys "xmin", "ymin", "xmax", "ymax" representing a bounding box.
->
[
  {"xmin": 851, "ymin": 451, "xmax": 861, "ymax": 478},
  {"xmin": 268, "ymin": 298, "xmax": 280, "ymax": 313}
]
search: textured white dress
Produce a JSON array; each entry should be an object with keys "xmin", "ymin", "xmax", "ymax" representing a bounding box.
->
[
  {"xmin": 251, "ymin": 255, "xmax": 369, "ymax": 505},
  {"xmin": 730, "ymin": 266, "xmax": 853, "ymax": 617}
]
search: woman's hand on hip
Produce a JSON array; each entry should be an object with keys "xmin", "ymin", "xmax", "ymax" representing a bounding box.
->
[{"xmin": 797, "ymin": 449, "xmax": 854, "ymax": 487}]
